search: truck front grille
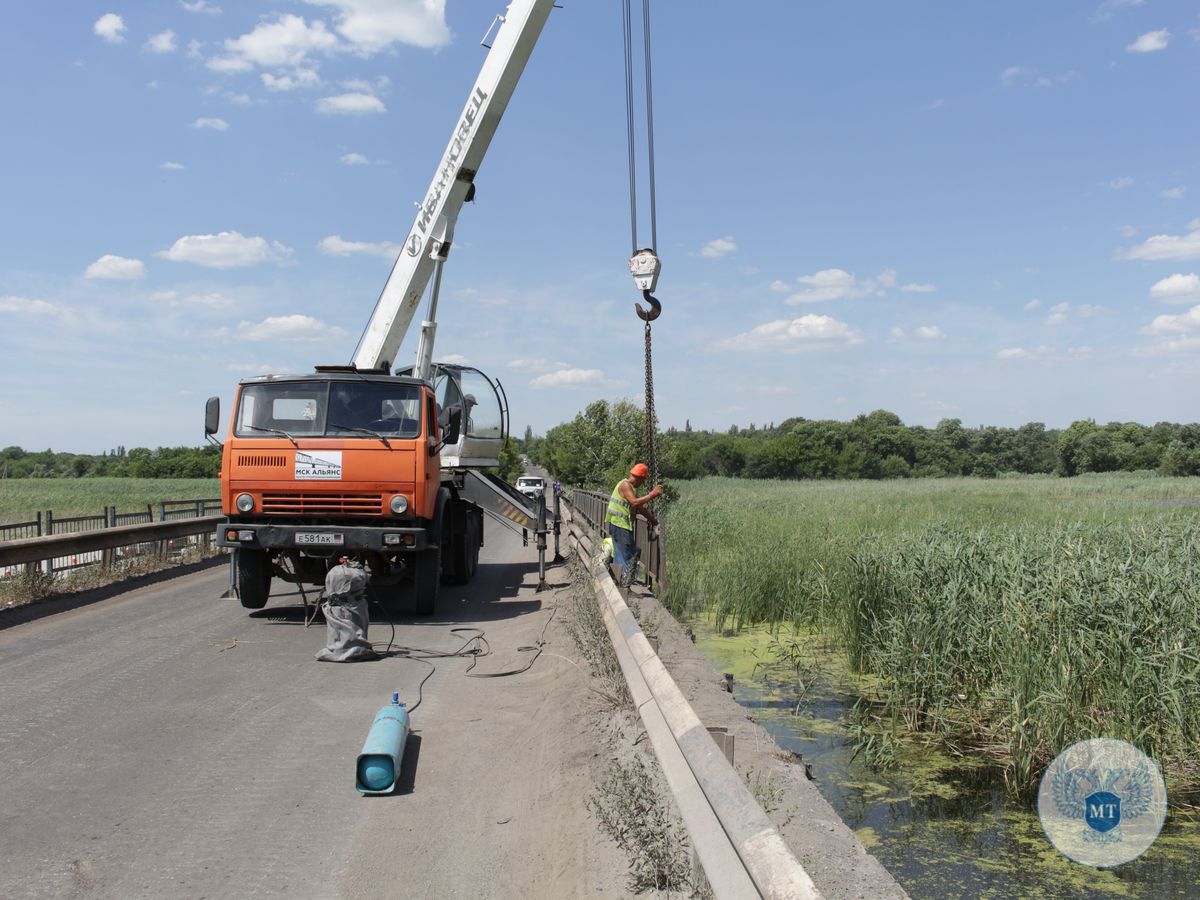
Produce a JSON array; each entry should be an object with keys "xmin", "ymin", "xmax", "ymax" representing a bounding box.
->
[
  {"xmin": 261, "ymin": 493, "xmax": 382, "ymax": 515},
  {"xmin": 237, "ymin": 454, "xmax": 288, "ymax": 468}
]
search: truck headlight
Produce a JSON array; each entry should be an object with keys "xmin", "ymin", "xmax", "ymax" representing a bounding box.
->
[
  {"xmin": 236, "ymin": 493, "xmax": 255, "ymax": 513},
  {"xmin": 389, "ymin": 494, "xmax": 409, "ymax": 514}
]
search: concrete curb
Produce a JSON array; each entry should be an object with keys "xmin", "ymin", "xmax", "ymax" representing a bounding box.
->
[{"xmin": 566, "ymin": 519, "xmax": 820, "ymax": 900}]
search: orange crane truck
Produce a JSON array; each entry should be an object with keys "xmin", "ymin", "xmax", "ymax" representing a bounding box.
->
[{"xmin": 204, "ymin": 0, "xmax": 558, "ymax": 616}]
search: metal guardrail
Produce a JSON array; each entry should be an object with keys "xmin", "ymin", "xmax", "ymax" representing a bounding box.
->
[
  {"xmin": 561, "ymin": 500, "xmax": 818, "ymax": 899},
  {"xmin": 0, "ymin": 517, "xmax": 223, "ymax": 577},
  {"xmin": 571, "ymin": 488, "xmax": 667, "ymax": 596},
  {"xmin": 0, "ymin": 500, "xmax": 221, "ymax": 576}
]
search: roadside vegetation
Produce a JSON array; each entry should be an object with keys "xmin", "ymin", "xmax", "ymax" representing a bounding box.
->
[
  {"xmin": 0, "ymin": 445, "xmax": 220, "ymax": 479},
  {"xmin": 527, "ymin": 401, "xmax": 1200, "ymax": 485},
  {"xmin": 0, "ymin": 477, "xmax": 218, "ymax": 523},
  {"xmin": 665, "ymin": 475, "xmax": 1200, "ymax": 795}
]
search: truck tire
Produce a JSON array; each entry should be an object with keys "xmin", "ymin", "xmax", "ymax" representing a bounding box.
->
[
  {"xmin": 414, "ymin": 545, "xmax": 440, "ymax": 616},
  {"xmin": 466, "ymin": 512, "xmax": 481, "ymax": 579},
  {"xmin": 236, "ymin": 549, "xmax": 271, "ymax": 610},
  {"xmin": 445, "ymin": 521, "xmax": 473, "ymax": 585}
]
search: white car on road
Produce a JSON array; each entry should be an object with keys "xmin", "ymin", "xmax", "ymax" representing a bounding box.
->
[{"xmin": 516, "ymin": 476, "xmax": 545, "ymax": 499}]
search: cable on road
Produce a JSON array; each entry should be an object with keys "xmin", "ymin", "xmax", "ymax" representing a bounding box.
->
[{"xmin": 365, "ymin": 588, "xmax": 564, "ymax": 711}]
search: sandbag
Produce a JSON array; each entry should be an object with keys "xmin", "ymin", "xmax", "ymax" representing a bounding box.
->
[{"xmin": 316, "ymin": 560, "xmax": 377, "ymax": 662}]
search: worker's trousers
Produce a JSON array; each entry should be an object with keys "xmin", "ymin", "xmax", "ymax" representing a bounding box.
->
[{"xmin": 608, "ymin": 523, "xmax": 639, "ymax": 587}]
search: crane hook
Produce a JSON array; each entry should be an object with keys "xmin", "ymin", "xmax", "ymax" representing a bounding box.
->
[{"xmin": 635, "ymin": 290, "xmax": 661, "ymax": 322}]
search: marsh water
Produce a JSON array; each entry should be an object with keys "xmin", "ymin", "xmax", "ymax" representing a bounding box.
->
[{"xmin": 689, "ymin": 620, "xmax": 1200, "ymax": 899}]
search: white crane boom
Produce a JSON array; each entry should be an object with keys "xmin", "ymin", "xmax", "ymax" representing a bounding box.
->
[{"xmin": 352, "ymin": 0, "xmax": 557, "ymax": 373}]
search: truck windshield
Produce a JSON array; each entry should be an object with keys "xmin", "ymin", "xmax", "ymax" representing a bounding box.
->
[{"xmin": 235, "ymin": 381, "xmax": 422, "ymax": 439}]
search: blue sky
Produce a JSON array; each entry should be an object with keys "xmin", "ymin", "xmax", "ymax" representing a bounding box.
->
[{"xmin": 1, "ymin": 1, "xmax": 1197, "ymax": 454}]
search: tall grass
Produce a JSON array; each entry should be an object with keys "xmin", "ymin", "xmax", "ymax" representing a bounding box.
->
[
  {"xmin": 666, "ymin": 474, "xmax": 1200, "ymax": 791},
  {"xmin": 0, "ymin": 478, "xmax": 218, "ymax": 523}
]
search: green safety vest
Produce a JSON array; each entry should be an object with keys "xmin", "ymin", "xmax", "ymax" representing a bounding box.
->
[{"xmin": 605, "ymin": 482, "xmax": 633, "ymax": 531}]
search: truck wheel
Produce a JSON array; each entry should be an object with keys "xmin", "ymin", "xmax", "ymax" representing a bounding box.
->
[
  {"xmin": 446, "ymin": 523, "xmax": 472, "ymax": 585},
  {"xmin": 414, "ymin": 545, "xmax": 440, "ymax": 616},
  {"xmin": 236, "ymin": 549, "xmax": 272, "ymax": 610},
  {"xmin": 466, "ymin": 513, "xmax": 481, "ymax": 579}
]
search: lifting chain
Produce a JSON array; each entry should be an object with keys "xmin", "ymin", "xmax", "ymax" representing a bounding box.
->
[{"xmin": 642, "ymin": 319, "xmax": 658, "ymax": 488}]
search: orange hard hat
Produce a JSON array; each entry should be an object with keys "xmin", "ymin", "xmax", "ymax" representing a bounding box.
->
[{"xmin": 629, "ymin": 463, "xmax": 650, "ymax": 477}]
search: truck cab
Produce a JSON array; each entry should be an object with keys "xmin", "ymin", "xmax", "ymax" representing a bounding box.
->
[{"xmin": 207, "ymin": 369, "xmax": 482, "ymax": 616}]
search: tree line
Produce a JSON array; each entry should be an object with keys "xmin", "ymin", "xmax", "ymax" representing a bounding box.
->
[
  {"xmin": 0, "ymin": 439, "xmax": 525, "ymax": 484},
  {"xmin": 0, "ymin": 445, "xmax": 220, "ymax": 479},
  {"xmin": 522, "ymin": 402, "xmax": 1200, "ymax": 489}
]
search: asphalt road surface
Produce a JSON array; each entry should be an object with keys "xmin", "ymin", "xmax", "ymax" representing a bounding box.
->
[{"xmin": 0, "ymin": 520, "xmax": 628, "ymax": 899}]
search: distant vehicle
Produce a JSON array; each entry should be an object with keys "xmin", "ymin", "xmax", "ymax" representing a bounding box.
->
[{"xmin": 516, "ymin": 476, "xmax": 545, "ymax": 499}]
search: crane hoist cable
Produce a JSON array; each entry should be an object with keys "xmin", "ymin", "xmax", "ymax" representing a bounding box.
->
[{"xmin": 622, "ymin": 0, "xmax": 662, "ymax": 489}]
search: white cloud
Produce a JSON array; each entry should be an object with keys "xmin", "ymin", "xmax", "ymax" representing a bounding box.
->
[
  {"xmin": 1000, "ymin": 65, "xmax": 1034, "ymax": 86},
  {"xmin": 901, "ymin": 282, "xmax": 937, "ymax": 293},
  {"xmin": 1121, "ymin": 227, "xmax": 1200, "ymax": 261},
  {"xmin": 315, "ymin": 92, "xmax": 385, "ymax": 114},
  {"xmin": 1045, "ymin": 302, "xmax": 1102, "ymax": 326},
  {"xmin": 507, "ymin": 358, "xmax": 555, "ymax": 372},
  {"xmin": 0, "ymin": 295, "xmax": 61, "ymax": 317},
  {"xmin": 784, "ymin": 267, "xmax": 895, "ymax": 304},
  {"xmin": 165, "ymin": 291, "xmax": 235, "ymax": 310},
  {"xmin": 235, "ymin": 315, "xmax": 346, "ymax": 342},
  {"xmin": 84, "ymin": 254, "xmax": 146, "ymax": 280},
  {"xmin": 340, "ymin": 152, "xmax": 369, "ymax": 166},
  {"xmin": 187, "ymin": 40, "xmax": 204, "ymax": 59},
  {"xmin": 997, "ymin": 347, "xmax": 1030, "ymax": 360},
  {"xmin": 182, "ymin": 1, "xmax": 222, "ymax": 13},
  {"xmin": 700, "ymin": 236, "xmax": 737, "ymax": 259},
  {"xmin": 158, "ymin": 231, "xmax": 293, "ymax": 268},
  {"xmin": 145, "ymin": 30, "xmax": 177, "ymax": 54},
  {"xmin": 1107, "ymin": 176, "xmax": 1134, "ymax": 190},
  {"xmin": 1151, "ymin": 273, "xmax": 1200, "ymax": 304},
  {"xmin": 94, "ymin": 13, "xmax": 126, "ymax": 44},
  {"xmin": 1121, "ymin": 224, "xmax": 1140, "ymax": 238},
  {"xmin": 306, "ymin": 0, "xmax": 452, "ymax": 54},
  {"xmin": 1024, "ymin": 298, "xmax": 1042, "ymax": 310},
  {"xmin": 207, "ymin": 56, "xmax": 249, "ymax": 74},
  {"xmin": 228, "ymin": 362, "xmax": 276, "ymax": 374},
  {"xmin": 1092, "ymin": 0, "xmax": 1144, "ymax": 23},
  {"xmin": 1160, "ymin": 186, "xmax": 1187, "ymax": 200},
  {"xmin": 1127, "ymin": 29, "xmax": 1170, "ymax": 53},
  {"xmin": 318, "ymin": 235, "xmax": 399, "ymax": 258},
  {"xmin": 263, "ymin": 69, "xmax": 321, "ymax": 91},
  {"xmin": 211, "ymin": 15, "xmax": 338, "ymax": 71},
  {"xmin": 1000, "ymin": 65, "xmax": 1079, "ymax": 88},
  {"xmin": 192, "ymin": 117, "xmax": 230, "ymax": 131},
  {"xmin": 1143, "ymin": 304, "xmax": 1200, "ymax": 336},
  {"xmin": 529, "ymin": 368, "xmax": 611, "ymax": 389},
  {"xmin": 768, "ymin": 279, "xmax": 790, "ymax": 293},
  {"xmin": 915, "ymin": 325, "xmax": 945, "ymax": 339},
  {"xmin": 720, "ymin": 315, "xmax": 864, "ymax": 352},
  {"xmin": 438, "ymin": 353, "xmax": 470, "ymax": 365},
  {"xmin": 160, "ymin": 161, "xmax": 185, "ymax": 171},
  {"xmin": 889, "ymin": 326, "xmax": 905, "ymax": 341}
]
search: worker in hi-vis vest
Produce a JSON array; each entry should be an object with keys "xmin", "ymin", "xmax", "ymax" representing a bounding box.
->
[{"xmin": 605, "ymin": 463, "xmax": 663, "ymax": 587}]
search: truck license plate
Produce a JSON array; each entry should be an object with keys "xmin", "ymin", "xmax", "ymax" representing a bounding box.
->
[{"xmin": 296, "ymin": 532, "xmax": 344, "ymax": 546}]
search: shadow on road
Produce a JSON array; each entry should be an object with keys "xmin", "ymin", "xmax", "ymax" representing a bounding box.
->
[
  {"xmin": 0, "ymin": 555, "xmax": 229, "ymax": 632},
  {"xmin": 247, "ymin": 557, "xmax": 573, "ymax": 628}
]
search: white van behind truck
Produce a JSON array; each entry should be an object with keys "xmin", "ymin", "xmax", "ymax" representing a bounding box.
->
[{"xmin": 515, "ymin": 476, "xmax": 545, "ymax": 499}]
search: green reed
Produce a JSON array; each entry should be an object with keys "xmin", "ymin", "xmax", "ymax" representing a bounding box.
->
[{"xmin": 665, "ymin": 475, "xmax": 1200, "ymax": 791}]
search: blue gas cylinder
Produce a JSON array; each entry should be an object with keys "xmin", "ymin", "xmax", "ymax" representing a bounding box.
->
[{"xmin": 355, "ymin": 693, "xmax": 411, "ymax": 794}]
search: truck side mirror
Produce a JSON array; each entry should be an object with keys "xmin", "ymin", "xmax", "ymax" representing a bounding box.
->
[
  {"xmin": 205, "ymin": 396, "xmax": 221, "ymax": 436},
  {"xmin": 435, "ymin": 409, "xmax": 462, "ymax": 454}
]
